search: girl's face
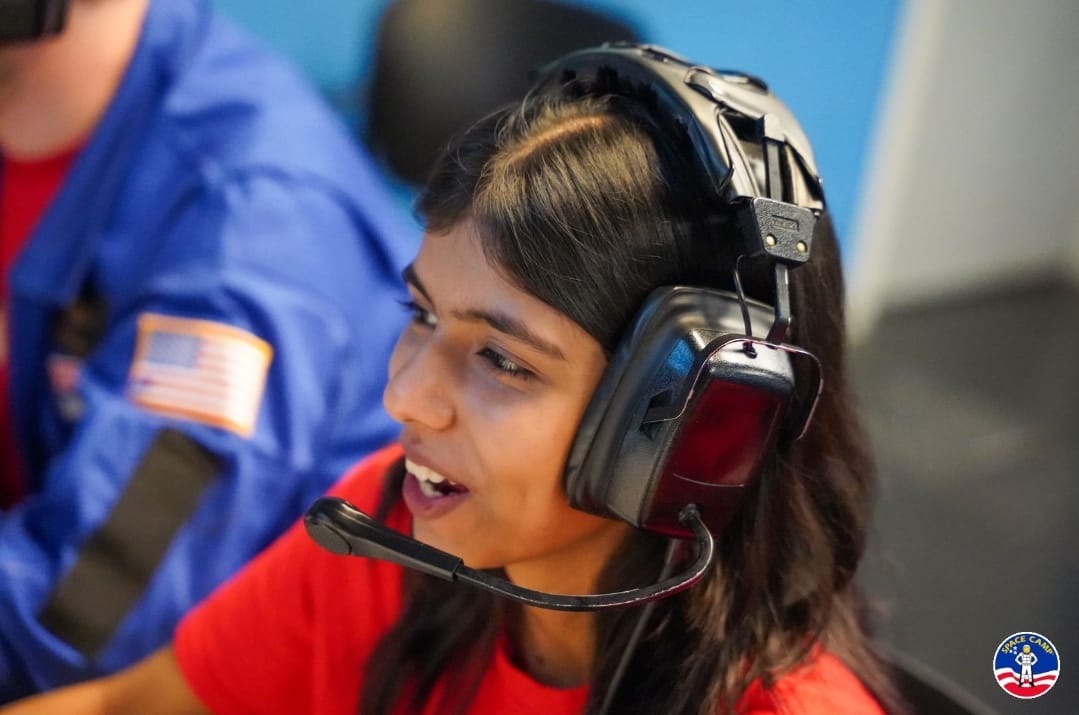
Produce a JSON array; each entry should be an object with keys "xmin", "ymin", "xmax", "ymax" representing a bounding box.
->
[{"xmin": 384, "ymin": 220, "xmax": 629, "ymax": 590}]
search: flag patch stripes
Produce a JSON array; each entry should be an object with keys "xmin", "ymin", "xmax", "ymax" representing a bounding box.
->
[{"xmin": 127, "ymin": 314, "xmax": 273, "ymax": 437}]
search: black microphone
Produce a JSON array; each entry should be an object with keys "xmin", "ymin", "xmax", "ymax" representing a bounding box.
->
[{"xmin": 304, "ymin": 496, "xmax": 714, "ymax": 611}]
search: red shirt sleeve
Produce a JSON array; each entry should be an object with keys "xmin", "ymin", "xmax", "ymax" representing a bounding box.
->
[
  {"xmin": 736, "ymin": 650, "xmax": 886, "ymax": 715},
  {"xmin": 173, "ymin": 444, "xmax": 405, "ymax": 715}
]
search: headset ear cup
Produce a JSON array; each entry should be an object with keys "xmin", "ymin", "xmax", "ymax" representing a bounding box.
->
[
  {"xmin": 563, "ymin": 363, "xmax": 625, "ymax": 518},
  {"xmin": 564, "ymin": 287, "xmax": 788, "ymax": 535},
  {"xmin": 564, "ymin": 291, "xmax": 671, "ymax": 518}
]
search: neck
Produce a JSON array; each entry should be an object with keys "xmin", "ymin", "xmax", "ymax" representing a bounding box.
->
[
  {"xmin": 0, "ymin": 0, "xmax": 149, "ymax": 160},
  {"xmin": 509, "ymin": 606, "xmax": 596, "ymax": 688},
  {"xmin": 502, "ymin": 520, "xmax": 629, "ymax": 687}
]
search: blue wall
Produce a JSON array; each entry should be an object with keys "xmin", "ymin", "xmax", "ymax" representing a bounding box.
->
[{"xmin": 211, "ymin": 0, "xmax": 902, "ymax": 259}]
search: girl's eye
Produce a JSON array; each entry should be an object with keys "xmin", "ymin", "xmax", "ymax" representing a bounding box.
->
[
  {"xmin": 478, "ymin": 347, "xmax": 534, "ymax": 381},
  {"xmin": 399, "ymin": 299, "xmax": 436, "ymax": 328}
]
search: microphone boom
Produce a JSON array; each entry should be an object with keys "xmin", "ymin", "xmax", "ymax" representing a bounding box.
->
[{"xmin": 303, "ymin": 498, "xmax": 714, "ymax": 611}]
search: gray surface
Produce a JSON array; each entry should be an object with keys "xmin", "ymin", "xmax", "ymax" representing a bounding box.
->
[{"xmin": 853, "ymin": 278, "xmax": 1079, "ymax": 714}]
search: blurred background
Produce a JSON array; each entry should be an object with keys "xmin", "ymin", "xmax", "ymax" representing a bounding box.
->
[{"xmin": 211, "ymin": 1, "xmax": 1077, "ymax": 712}]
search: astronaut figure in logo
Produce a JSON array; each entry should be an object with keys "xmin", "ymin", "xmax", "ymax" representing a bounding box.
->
[{"xmin": 1016, "ymin": 645, "xmax": 1038, "ymax": 687}]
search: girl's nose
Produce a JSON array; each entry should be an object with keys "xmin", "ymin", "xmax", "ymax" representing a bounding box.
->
[{"xmin": 383, "ymin": 337, "xmax": 455, "ymax": 432}]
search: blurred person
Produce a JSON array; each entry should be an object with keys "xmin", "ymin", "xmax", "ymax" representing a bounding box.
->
[
  {"xmin": 0, "ymin": 0, "xmax": 413, "ymax": 700},
  {"xmin": 1, "ymin": 44, "xmax": 900, "ymax": 714}
]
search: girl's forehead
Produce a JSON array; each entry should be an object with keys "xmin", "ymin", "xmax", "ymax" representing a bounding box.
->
[
  {"xmin": 415, "ymin": 224, "xmax": 508, "ymax": 293},
  {"xmin": 411, "ymin": 225, "xmax": 543, "ymax": 321},
  {"xmin": 411, "ymin": 223, "xmax": 603, "ymax": 361}
]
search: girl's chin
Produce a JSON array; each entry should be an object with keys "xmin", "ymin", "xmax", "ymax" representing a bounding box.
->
[{"xmin": 411, "ymin": 524, "xmax": 503, "ymax": 572}]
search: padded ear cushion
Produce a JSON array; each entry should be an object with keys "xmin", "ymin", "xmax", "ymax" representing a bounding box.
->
[
  {"xmin": 563, "ymin": 290, "xmax": 670, "ymax": 516},
  {"xmin": 564, "ymin": 286, "xmax": 778, "ymax": 524}
]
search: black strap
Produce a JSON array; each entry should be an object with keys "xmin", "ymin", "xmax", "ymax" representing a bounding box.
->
[
  {"xmin": 51, "ymin": 289, "xmax": 108, "ymax": 357},
  {"xmin": 38, "ymin": 428, "xmax": 220, "ymax": 657}
]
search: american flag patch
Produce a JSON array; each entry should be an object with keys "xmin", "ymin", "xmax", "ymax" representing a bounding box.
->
[{"xmin": 127, "ymin": 314, "xmax": 273, "ymax": 437}]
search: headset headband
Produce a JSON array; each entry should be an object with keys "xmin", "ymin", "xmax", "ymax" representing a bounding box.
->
[{"xmin": 533, "ymin": 43, "xmax": 825, "ymax": 343}]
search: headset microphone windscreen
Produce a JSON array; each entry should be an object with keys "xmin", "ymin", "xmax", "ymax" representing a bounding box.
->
[{"xmin": 304, "ymin": 496, "xmax": 462, "ymax": 580}]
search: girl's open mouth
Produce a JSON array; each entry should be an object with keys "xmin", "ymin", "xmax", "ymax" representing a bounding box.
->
[{"xmin": 402, "ymin": 458, "xmax": 471, "ymax": 519}]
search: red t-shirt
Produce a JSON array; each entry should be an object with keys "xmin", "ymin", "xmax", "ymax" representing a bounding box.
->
[
  {"xmin": 174, "ymin": 444, "xmax": 884, "ymax": 715},
  {"xmin": 0, "ymin": 147, "xmax": 81, "ymax": 506}
]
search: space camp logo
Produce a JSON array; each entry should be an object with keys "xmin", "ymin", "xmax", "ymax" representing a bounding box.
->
[{"xmin": 994, "ymin": 631, "xmax": 1059, "ymax": 698}]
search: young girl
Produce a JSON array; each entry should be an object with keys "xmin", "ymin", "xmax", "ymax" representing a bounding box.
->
[{"xmin": 2, "ymin": 45, "xmax": 897, "ymax": 714}]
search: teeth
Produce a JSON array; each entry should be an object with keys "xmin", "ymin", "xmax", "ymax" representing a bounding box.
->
[
  {"xmin": 406, "ymin": 458, "xmax": 448, "ymax": 485},
  {"xmin": 417, "ymin": 477, "xmax": 442, "ymax": 499},
  {"xmin": 406, "ymin": 459, "xmax": 467, "ymax": 500}
]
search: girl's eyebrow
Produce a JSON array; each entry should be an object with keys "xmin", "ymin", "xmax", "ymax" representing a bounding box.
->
[
  {"xmin": 401, "ymin": 264, "xmax": 432, "ymax": 302},
  {"xmin": 453, "ymin": 306, "xmax": 565, "ymax": 360},
  {"xmin": 401, "ymin": 263, "xmax": 566, "ymax": 361}
]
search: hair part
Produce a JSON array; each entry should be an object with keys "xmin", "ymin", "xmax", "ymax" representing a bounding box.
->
[{"xmin": 418, "ymin": 92, "xmax": 734, "ymax": 353}]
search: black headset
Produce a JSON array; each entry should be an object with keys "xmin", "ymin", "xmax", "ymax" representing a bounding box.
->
[
  {"xmin": 550, "ymin": 43, "xmax": 825, "ymax": 540},
  {"xmin": 0, "ymin": 0, "xmax": 69, "ymax": 43},
  {"xmin": 305, "ymin": 42, "xmax": 825, "ymax": 611}
]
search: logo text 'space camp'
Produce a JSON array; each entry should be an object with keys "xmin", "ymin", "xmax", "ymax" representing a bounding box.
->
[{"xmin": 994, "ymin": 631, "xmax": 1060, "ymax": 699}]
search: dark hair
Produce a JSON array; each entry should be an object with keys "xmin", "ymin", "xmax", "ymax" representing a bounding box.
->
[{"xmin": 361, "ymin": 89, "xmax": 900, "ymax": 714}]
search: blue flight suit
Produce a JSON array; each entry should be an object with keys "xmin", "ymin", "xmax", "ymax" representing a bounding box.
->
[{"xmin": 0, "ymin": 0, "xmax": 415, "ymax": 699}]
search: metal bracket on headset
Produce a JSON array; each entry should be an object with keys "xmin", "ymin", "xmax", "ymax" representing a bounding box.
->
[
  {"xmin": 739, "ymin": 198, "xmax": 816, "ymax": 344},
  {"xmin": 734, "ymin": 98, "xmax": 819, "ymax": 346},
  {"xmin": 681, "ymin": 53, "xmax": 823, "ymax": 345},
  {"xmin": 744, "ymin": 198, "xmax": 815, "ymax": 265}
]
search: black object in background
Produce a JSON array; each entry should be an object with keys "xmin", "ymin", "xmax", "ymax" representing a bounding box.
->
[
  {"xmin": 0, "ymin": 0, "xmax": 69, "ymax": 43},
  {"xmin": 365, "ymin": 0, "xmax": 640, "ymax": 186}
]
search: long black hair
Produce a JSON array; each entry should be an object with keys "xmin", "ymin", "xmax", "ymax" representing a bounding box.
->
[{"xmin": 360, "ymin": 88, "xmax": 900, "ymax": 714}]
